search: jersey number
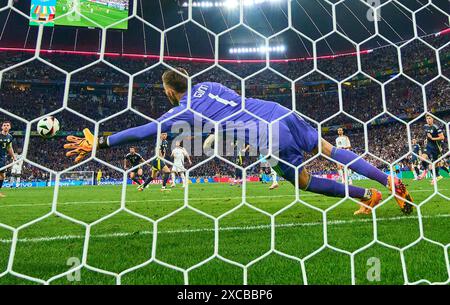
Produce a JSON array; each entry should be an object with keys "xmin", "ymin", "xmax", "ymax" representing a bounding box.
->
[{"xmin": 208, "ymin": 93, "xmax": 238, "ymax": 107}]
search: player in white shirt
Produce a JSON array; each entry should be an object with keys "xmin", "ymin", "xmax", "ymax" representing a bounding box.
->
[
  {"xmin": 259, "ymin": 154, "xmax": 279, "ymax": 190},
  {"xmin": 335, "ymin": 128, "xmax": 353, "ymax": 185},
  {"xmin": 171, "ymin": 141, "xmax": 192, "ymax": 187},
  {"xmin": 10, "ymin": 153, "xmax": 23, "ymax": 188}
]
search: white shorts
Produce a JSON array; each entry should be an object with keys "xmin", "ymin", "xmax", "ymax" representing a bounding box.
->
[
  {"xmin": 11, "ymin": 167, "xmax": 22, "ymax": 175},
  {"xmin": 172, "ymin": 164, "xmax": 186, "ymax": 173}
]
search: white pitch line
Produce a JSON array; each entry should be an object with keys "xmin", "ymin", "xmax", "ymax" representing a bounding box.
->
[
  {"xmin": 0, "ymin": 194, "xmax": 297, "ymax": 209},
  {"xmin": 0, "ymin": 188, "xmax": 444, "ymax": 209},
  {"xmin": 0, "ymin": 214, "xmax": 448, "ymax": 244}
]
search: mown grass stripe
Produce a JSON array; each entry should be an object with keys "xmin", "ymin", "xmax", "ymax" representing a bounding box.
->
[{"xmin": 1, "ymin": 213, "xmax": 448, "ymax": 244}]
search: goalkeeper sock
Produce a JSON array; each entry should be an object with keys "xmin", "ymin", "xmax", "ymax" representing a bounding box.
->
[
  {"xmin": 331, "ymin": 148, "xmax": 389, "ymax": 186},
  {"xmin": 305, "ymin": 176, "xmax": 368, "ymax": 199},
  {"xmin": 441, "ymin": 166, "xmax": 449, "ymax": 174}
]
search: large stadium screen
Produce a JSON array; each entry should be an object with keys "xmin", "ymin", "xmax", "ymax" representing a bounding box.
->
[
  {"xmin": 30, "ymin": 0, "xmax": 56, "ymax": 26},
  {"xmin": 30, "ymin": 0, "xmax": 129, "ymax": 29}
]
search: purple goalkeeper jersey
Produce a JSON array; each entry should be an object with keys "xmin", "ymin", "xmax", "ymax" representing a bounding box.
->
[
  {"xmin": 107, "ymin": 82, "xmax": 319, "ymax": 183},
  {"xmin": 109, "ymin": 82, "xmax": 317, "ymax": 161},
  {"xmin": 108, "ymin": 82, "xmax": 293, "ymax": 146}
]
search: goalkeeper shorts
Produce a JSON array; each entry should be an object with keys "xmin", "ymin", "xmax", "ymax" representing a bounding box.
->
[{"xmin": 270, "ymin": 112, "xmax": 319, "ymax": 185}]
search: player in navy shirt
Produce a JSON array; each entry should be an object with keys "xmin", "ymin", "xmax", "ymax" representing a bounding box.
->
[
  {"xmin": 422, "ymin": 115, "xmax": 448, "ymax": 183},
  {"xmin": 409, "ymin": 139, "xmax": 421, "ymax": 180},
  {"xmin": 0, "ymin": 121, "xmax": 17, "ymax": 198},
  {"xmin": 231, "ymin": 139, "xmax": 249, "ymax": 186},
  {"xmin": 124, "ymin": 147, "xmax": 146, "ymax": 186},
  {"xmin": 139, "ymin": 133, "xmax": 172, "ymax": 191},
  {"xmin": 64, "ymin": 68, "xmax": 414, "ymax": 215}
]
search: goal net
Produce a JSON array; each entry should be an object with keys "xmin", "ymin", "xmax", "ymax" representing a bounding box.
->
[
  {"xmin": 0, "ymin": 0, "xmax": 448, "ymax": 286},
  {"xmin": 57, "ymin": 171, "xmax": 95, "ymax": 187}
]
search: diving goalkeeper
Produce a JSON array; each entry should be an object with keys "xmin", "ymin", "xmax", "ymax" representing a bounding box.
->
[{"xmin": 63, "ymin": 68, "xmax": 413, "ymax": 215}]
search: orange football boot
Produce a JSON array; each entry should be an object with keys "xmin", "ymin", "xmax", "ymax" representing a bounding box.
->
[
  {"xmin": 354, "ymin": 188, "xmax": 382, "ymax": 215},
  {"xmin": 387, "ymin": 176, "xmax": 413, "ymax": 215}
]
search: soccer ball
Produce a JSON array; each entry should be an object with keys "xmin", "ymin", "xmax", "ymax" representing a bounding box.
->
[{"xmin": 37, "ymin": 116, "xmax": 60, "ymax": 138}]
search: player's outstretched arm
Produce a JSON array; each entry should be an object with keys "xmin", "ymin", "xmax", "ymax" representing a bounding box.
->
[
  {"xmin": 63, "ymin": 107, "xmax": 194, "ymax": 163},
  {"xmin": 106, "ymin": 108, "xmax": 194, "ymax": 148},
  {"xmin": 63, "ymin": 124, "xmax": 157, "ymax": 163},
  {"xmin": 63, "ymin": 123, "xmax": 157, "ymax": 163}
]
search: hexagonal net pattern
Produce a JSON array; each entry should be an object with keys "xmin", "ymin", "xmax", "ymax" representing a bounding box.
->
[{"xmin": 0, "ymin": 0, "xmax": 449, "ymax": 285}]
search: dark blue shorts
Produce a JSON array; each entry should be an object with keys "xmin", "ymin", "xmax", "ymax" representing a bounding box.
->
[
  {"xmin": 151, "ymin": 159, "xmax": 166, "ymax": 171},
  {"xmin": 425, "ymin": 147, "xmax": 442, "ymax": 162},
  {"xmin": 0, "ymin": 157, "xmax": 6, "ymax": 173},
  {"xmin": 130, "ymin": 168, "xmax": 142, "ymax": 175},
  {"xmin": 411, "ymin": 155, "xmax": 419, "ymax": 164},
  {"xmin": 235, "ymin": 167, "xmax": 242, "ymax": 179},
  {"xmin": 270, "ymin": 113, "xmax": 319, "ymax": 184}
]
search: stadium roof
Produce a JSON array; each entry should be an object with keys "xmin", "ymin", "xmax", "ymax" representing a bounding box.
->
[{"xmin": 0, "ymin": 0, "xmax": 448, "ymax": 59}]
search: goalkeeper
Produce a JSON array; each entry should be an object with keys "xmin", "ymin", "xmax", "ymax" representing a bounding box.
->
[{"xmin": 64, "ymin": 68, "xmax": 413, "ymax": 215}]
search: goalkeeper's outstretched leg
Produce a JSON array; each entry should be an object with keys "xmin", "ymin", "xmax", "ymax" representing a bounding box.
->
[
  {"xmin": 320, "ymin": 139, "xmax": 413, "ymax": 215},
  {"xmin": 275, "ymin": 134, "xmax": 413, "ymax": 215}
]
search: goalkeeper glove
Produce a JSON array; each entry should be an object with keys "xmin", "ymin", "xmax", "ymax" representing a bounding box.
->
[{"xmin": 64, "ymin": 128, "xmax": 108, "ymax": 163}]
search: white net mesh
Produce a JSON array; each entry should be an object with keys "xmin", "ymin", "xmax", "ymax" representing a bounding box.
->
[
  {"xmin": 60, "ymin": 171, "xmax": 95, "ymax": 186},
  {"xmin": 0, "ymin": 0, "xmax": 449, "ymax": 285}
]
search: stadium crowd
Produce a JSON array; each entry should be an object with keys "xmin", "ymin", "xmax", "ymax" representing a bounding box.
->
[{"xmin": 1, "ymin": 33, "xmax": 449, "ymax": 181}]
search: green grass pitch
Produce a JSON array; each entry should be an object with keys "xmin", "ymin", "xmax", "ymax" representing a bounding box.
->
[
  {"xmin": 0, "ymin": 179, "xmax": 449, "ymax": 285},
  {"xmin": 55, "ymin": 0, "xmax": 129, "ymax": 29}
]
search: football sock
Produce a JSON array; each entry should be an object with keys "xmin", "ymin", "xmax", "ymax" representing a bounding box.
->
[
  {"xmin": 180, "ymin": 172, "xmax": 186, "ymax": 186},
  {"xmin": 338, "ymin": 169, "xmax": 344, "ymax": 182},
  {"xmin": 142, "ymin": 176, "xmax": 153, "ymax": 188},
  {"xmin": 305, "ymin": 176, "xmax": 368, "ymax": 199},
  {"xmin": 441, "ymin": 166, "xmax": 449, "ymax": 174},
  {"xmin": 331, "ymin": 147, "xmax": 389, "ymax": 186},
  {"xmin": 0, "ymin": 179, "xmax": 3, "ymax": 189},
  {"xmin": 162, "ymin": 173, "xmax": 169, "ymax": 187},
  {"xmin": 271, "ymin": 171, "xmax": 277, "ymax": 182},
  {"xmin": 171, "ymin": 173, "xmax": 176, "ymax": 184}
]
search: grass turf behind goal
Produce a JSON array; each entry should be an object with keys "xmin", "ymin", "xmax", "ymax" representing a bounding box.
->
[{"xmin": 0, "ymin": 179, "xmax": 448, "ymax": 285}]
